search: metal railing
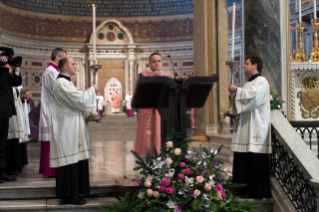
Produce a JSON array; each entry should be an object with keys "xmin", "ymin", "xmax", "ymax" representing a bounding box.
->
[
  {"xmin": 289, "ymin": 121, "xmax": 319, "ymax": 158},
  {"xmin": 271, "ymin": 127, "xmax": 317, "ymax": 211}
]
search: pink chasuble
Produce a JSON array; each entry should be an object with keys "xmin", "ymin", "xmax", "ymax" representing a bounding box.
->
[
  {"xmin": 111, "ymin": 92, "xmax": 121, "ymax": 109},
  {"xmin": 134, "ymin": 71, "xmax": 171, "ymax": 156}
]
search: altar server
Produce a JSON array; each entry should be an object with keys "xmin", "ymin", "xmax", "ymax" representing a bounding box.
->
[
  {"xmin": 38, "ymin": 48, "xmax": 66, "ymax": 177},
  {"xmin": 50, "ymin": 57, "xmax": 99, "ymax": 205},
  {"xmin": 228, "ymin": 56, "xmax": 271, "ymax": 199},
  {"xmin": 125, "ymin": 91, "xmax": 134, "ymax": 117},
  {"xmin": 6, "ymin": 86, "xmax": 27, "ymax": 176}
]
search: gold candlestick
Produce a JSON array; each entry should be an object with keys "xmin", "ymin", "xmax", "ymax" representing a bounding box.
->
[
  {"xmin": 290, "ymin": 25, "xmax": 294, "ymax": 62},
  {"xmin": 295, "ymin": 23, "xmax": 307, "ymax": 62},
  {"xmin": 309, "ymin": 19, "xmax": 319, "ymax": 62}
]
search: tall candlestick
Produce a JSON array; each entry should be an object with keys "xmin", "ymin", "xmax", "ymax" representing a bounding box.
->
[
  {"xmin": 299, "ymin": 0, "xmax": 302, "ymax": 23},
  {"xmin": 93, "ymin": 4, "xmax": 96, "ymax": 65},
  {"xmin": 231, "ymin": 2, "xmax": 236, "ymax": 60},
  {"xmin": 315, "ymin": 0, "xmax": 317, "ymax": 19}
]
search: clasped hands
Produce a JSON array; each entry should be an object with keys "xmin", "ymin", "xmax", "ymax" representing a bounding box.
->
[{"xmin": 228, "ymin": 85, "xmax": 238, "ymax": 93}]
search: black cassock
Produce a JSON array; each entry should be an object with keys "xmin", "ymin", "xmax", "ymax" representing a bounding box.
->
[
  {"xmin": 232, "ymin": 152, "xmax": 271, "ymax": 198},
  {"xmin": 56, "ymin": 160, "xmax": 90, "ymax": 198}
]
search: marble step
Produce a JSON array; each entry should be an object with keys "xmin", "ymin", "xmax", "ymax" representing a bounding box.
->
[
  {"xmin": 0, "ymin": 178, "xmax": 138, "ymax": 200},
  {"xmin": 239, "ymin": 198, "xmax": 273, "ymax": 212},
  {"xmin": 0, "ymin": 197, "xmax": 118, "ymax": 212}
]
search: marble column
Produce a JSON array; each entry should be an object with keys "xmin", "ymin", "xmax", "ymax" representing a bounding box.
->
[
  {"xmin": 192, "ymin": 0, "xmax": 229, "ymax": 139},
  {"xmin": 244, "ymin": 0, "xmax": 282, "ymax": 97}
]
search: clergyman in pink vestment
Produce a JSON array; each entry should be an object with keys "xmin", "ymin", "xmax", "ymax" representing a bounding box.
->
[
  {"xmin": 135, "ymin": 53, "xmax": 171, "ymax": 156},
  {"xmin": 38, "ymin": 48, "xmax": 66, "ymax": 177}
]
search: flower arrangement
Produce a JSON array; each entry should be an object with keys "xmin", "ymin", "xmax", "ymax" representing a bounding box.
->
[
  {"xmin": 269, "ymin": 85, "xmax": 284, "ymax": 110},
  {"xmin": 128, "ymin": 131, "xmax": 256, "ymax": 212}
]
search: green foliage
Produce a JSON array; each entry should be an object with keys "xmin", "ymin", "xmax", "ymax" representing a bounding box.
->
[
  {"xmin": 99, "ymin": 192, "xmax": 145, "ymax": 212},
  {"xmin": 270, "ymin": 89, "xmax": 285, "ymax": 110},
  {"xmin": 108, "ymin": 130, "xmax": 260, "ymax": 212}
]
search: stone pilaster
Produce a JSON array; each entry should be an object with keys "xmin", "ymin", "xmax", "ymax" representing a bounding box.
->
[
  {"xmin": 244, "ymin": 0, "xmax": 282, "ymax": 97},
  {"xmin": 192, "ymin": 0, "xmax": 229, "ymax": 139}
]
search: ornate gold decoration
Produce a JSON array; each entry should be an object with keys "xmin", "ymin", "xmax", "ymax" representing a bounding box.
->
[
  {"xmin": 297, "ymin": 76, "xmax": 319, "ymax": 119},
  {"xmin": 309, "ymin": 19, "xmax": 319, "ymax": 62},
  {"xmin": 295, "ymin": 23, "xmax": 307, "ymax": 62},
  {"xmin": 301, "ymin": 77, "xmax": 318, "ymax": 89},
  {"xmin": 290, "ymin": 25, "xmax": 294, "ymax": 62}
]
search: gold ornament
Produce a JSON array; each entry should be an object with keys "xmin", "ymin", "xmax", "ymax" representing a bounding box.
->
[
  {"xmin": 309, "ymin": 19, "xmax": 319, "ymax": 62},
  {"xmin": 295, "ymin": 23, "xmax": 307, "ymax": 62},
  {"xmin": 297, "ymin": 76, "xmax": 319, "ymax": 119}
]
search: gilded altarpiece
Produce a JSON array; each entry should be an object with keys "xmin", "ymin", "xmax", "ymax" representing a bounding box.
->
[{"xmin": 290, "ymin": 63, "xmax": 319, "ymax": 120}]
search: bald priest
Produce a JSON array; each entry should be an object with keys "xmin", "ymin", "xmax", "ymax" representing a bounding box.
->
[{"xmin": 50, "ymin": 57, "xmax": 99, "ymax": 205}]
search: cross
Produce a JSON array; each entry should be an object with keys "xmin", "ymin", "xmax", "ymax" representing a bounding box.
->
[
  {"xmin": 253, "ymin": 133, "xmax": 261, "ymax": 143},
  {"xmin": 78, "ymin": 143, "xmax": 83, "ymax": 149}
]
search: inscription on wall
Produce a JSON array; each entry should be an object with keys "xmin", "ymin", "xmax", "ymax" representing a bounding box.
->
[{"xmin": 1, "ymin": 0, "xmax": 193, "ymax": 17}]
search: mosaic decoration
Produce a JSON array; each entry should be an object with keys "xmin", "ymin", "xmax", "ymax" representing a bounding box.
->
[
  {"xmin": 0, "ymin": 0, "xmax": 193, "ymax": 17},
  {"xmin": 0, "ymin": 8, "xmax": 193, "ymax": 43}
]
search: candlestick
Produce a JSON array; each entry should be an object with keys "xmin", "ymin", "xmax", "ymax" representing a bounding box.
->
[
  {"xmin": 315, "ymin": 0, "xmax": 317, "ymax": 18},
  {"xmin": 290, "ymin": 26, "xmax": 294, "ymax": 62},
  {"xmin": 231, "ymin": 3, "xmax": 236, "ymax": 60},
  {"xmin": 295, "ymin": 23, "xmax": 307, "ymax": 62},
  {"xmin": 93, "ymin": 4, "xmax": 96, "ymax": 65},
  {"xmin": 224, "ymin": 60, "xmax": 240, "ymax": 119},
  {"xmin": 299, "ymin": 0, "xmax": 302, "ymax": 23},
  {"xmin": 309, "ymin": 19, "xmax": 319, "ymax": 62}
]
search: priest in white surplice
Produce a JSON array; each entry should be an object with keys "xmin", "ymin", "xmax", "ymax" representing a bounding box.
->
[
  {"xmin": 228, "ymin": 56, "xmax": 271, "ymax": 199},
  {"xmin": 50, "ymin": 57, "xmax": 99, "ymax": 205},
  {"xmin": 38, "ymin": 48, "xmax": 66, "ymax": 177}
]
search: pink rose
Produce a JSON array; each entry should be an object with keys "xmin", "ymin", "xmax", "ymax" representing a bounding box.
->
[
  {"xmin": 153, "ymin": 191, "xmax": 159, "ymax": 198},
  {"xmin": 165, "ymin": 158, "xmax": 173, "ymax": 165},
  {"xmin": 178, "ymin": 173, "xmax": 185, "ymax": 180},
  {"xmin": 166, "ymin": 187, "xmax": 175, "ymax": 194},
  {"xmin": 215, "ymin": 187, "xmax": 219, "ymax": 193},
  {"xmin": 196, "ymin": 176, "xmax": 204, "ymax": 183},
  {"xmin": 216, "ymin": 183, "xmax": 223, "ymax": 191},
  {"xmin": 159, "ymin": 185, "xmax": 166, "ymax": 192},
  {"xmin": 221, "ymin": 191, "xmax": 227, "ymax": 199},
  {"xmin": 146, "ymin": 189, "xmax": 153, "ymax": 197},
  {"xmin": 193, "ymin": 189, "xmax": 201, "ymax": 196},
  {"xmin": 144, "ymin": 180, "xmax": 152, "ymax": 188},
  {"xmin": 269, "ymin": 85, "xmax": 273, "ymax": 89},
  {"xmin": 204, "ymin": 183, "xmax": 212, "ymax": 191},
  {"xmin": 162, "ymin": 178, "xmax": 170, "ymax": 186},
  {"xmin": 185, "ymin": 168, "xmax": 191, "ymax": 175},
  {"xmin": 166, "ymin": 141, "xmax": 173, "ymax": 148},
  {"xmin": 179, "ymin": 162, "xmax": 186, "ymax": 168}
]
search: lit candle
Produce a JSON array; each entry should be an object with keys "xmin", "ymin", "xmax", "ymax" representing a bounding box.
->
[
  {"xmin": 299, "ymin": 0, "xmax": 302, "ymax": 23},
  {"xmin": 315, "ymin": 0, "xmax": 317, "ymax": 20},
  {"xmin": 93, "ymin": 4, "xmax": 96, "ymax": 65},
  {"xmin": 231, "ymin": 2, "xmax": 236, "ymax": 60}
]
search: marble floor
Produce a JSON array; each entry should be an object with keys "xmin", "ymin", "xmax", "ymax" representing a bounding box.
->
[{"xmin": 18, "ymin": 127, "xmax": 140, "ymax": 180}]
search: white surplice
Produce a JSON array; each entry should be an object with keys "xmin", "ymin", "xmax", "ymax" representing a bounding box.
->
[
  {"xmin": 16, "ymin": 85, "xmax": 31, "ymax": 135},
  {"xmin": 125, "ymin": 94, "xmax": 132, "ymax": 109},
  {"xmin": 38, "ymin": 64, "xmax": 59, "ymax": 141},
  {"xmin": 232, "ymin": 76, "xmax": 271, "ymax": 154},
  {"xmin": 8, "ymin": 88, "xmax": 28, "ymax": 143},
  {"xmin": 97, "ymin": 95, "xmax": 104, "ymax": 110},
  {"xmin": 50, "ymin": 78, "xmax": 97, "ymax": 168}
]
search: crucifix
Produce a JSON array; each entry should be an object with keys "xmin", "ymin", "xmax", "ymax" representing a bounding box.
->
[{"xmin": 253, "ymin": 133, "xmax": 261, "ymax": 143}]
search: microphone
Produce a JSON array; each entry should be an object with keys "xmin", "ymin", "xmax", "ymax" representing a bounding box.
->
[{"xmin": 168, "ymin": 55, "xmax": 178, "ymax": 78}]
